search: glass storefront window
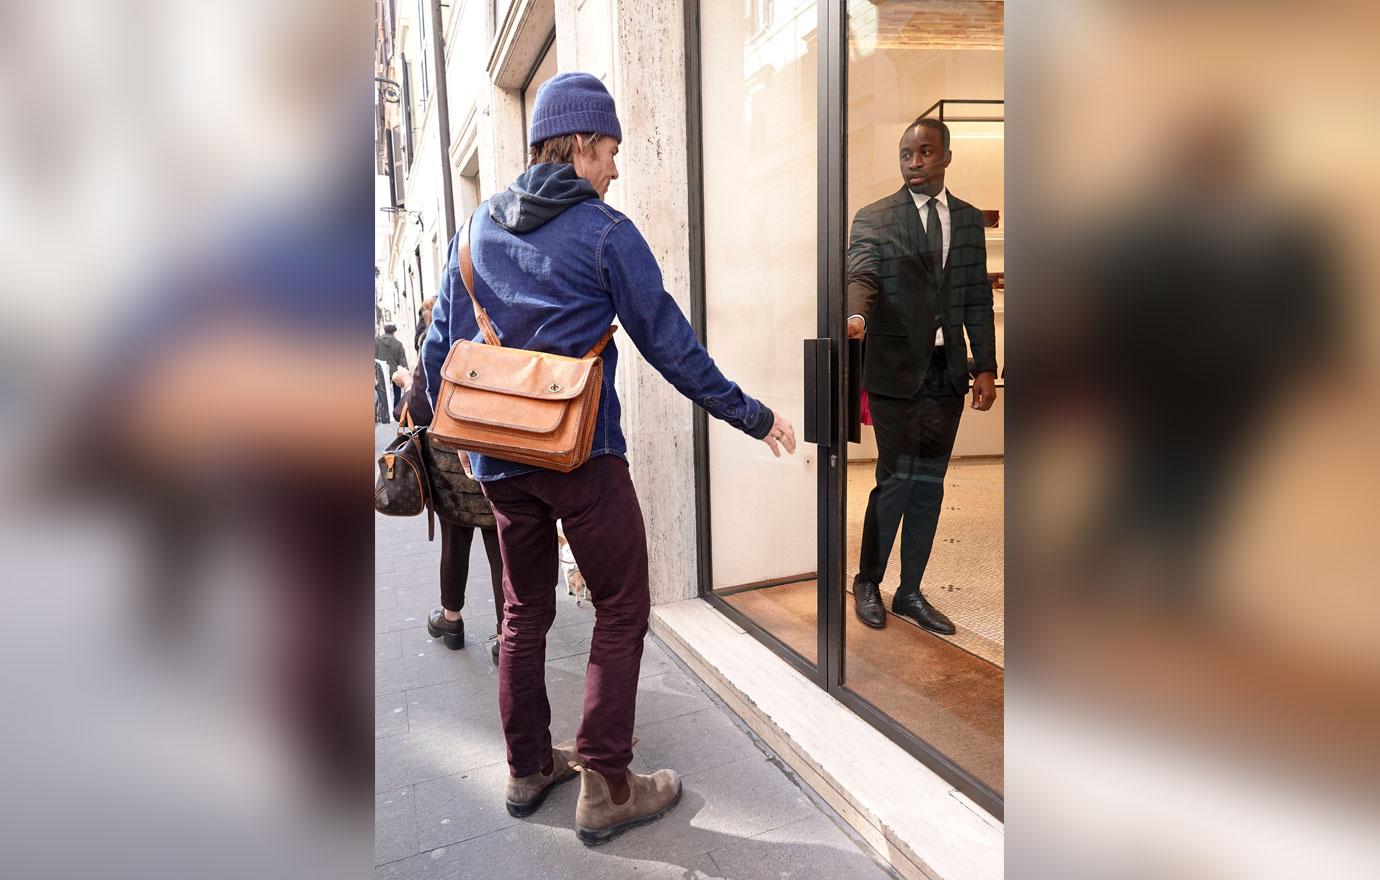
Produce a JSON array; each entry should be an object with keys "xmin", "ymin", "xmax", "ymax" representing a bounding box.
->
[{"xmin": 692, "ymin": 0, "xmax": 1004, "ymax": 811}]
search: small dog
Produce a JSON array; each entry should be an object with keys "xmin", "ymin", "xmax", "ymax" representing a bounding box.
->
[{"xmin": 556, "ymin": 521, "xmax": 589, "ymax": 604}]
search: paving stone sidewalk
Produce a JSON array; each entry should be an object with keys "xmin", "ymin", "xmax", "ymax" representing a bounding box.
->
[{"xmin": 375, "ymin": 424, "xmax": 897, "ymax": 879}]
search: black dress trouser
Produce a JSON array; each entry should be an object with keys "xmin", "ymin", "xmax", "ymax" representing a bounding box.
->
[{"xmin": 858, "ymin": 346, "xmax": 964, "ymax": 599}]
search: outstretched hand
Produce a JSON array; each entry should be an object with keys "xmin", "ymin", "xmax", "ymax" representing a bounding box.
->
[{"xmin": 763, "ymin": 412, "xmax": 797, "ymax": 457}]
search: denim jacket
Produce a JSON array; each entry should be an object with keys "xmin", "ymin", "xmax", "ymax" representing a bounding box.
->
[{"xmin": 420, "ymin": 163, "xmax": 773, "ymax": 481}]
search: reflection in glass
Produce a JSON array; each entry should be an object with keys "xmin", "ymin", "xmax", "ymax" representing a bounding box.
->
[{"xmin": 843, "ymin": 0, "xmax": 1005, "ymax": 796}]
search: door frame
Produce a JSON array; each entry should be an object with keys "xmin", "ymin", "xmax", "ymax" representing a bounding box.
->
[{"xmin": 684, "ymin": 0, "xmax": 1002, "ymax": 820}]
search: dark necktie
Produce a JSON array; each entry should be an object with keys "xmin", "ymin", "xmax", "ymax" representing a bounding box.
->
[{"xmin": 925, "ymin": 196, "xmax": 943, "ymax": 278}]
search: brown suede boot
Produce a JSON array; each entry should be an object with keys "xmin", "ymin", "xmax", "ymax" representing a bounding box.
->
[
  {"xmin": 572, "ymin": 763, "xmax": 682, "ymax": 846},
  {"xmin": 505, "ymin": 740, "xmax": 579, "ymax": 818}
]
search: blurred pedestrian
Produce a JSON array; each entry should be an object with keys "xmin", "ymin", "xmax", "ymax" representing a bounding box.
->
[
  {"xmin": 374, "ymin": 323, "xmax": 408, "ymax": 417},
  {"xmin": 416, "ymin": 296, "xmax": 437, "ymax": 352}
]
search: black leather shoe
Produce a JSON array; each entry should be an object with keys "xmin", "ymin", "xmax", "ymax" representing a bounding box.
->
[
  {"xmin": 488, "ymin": 635, "xmax": 500, "ymax": 666},
  {"xmin": 427, "ymin": 609, "xmax": 465, "ymax": 650},
  {"xmin": 853, "ymin": 576, "xmax": 887, "ymax": 629},
  {"xmin": 891, "ymin": 592, "xmax": 955, "ymax": 635}
]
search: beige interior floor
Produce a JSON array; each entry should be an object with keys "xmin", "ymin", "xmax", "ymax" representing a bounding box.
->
[
  {"xmin": 846, "ymin": 458, "xmax": 1005, "ymax": 666},
  {"xmin": 717, "ymin": 457, "xmax": 1005, "ymax": 793},
  {"xmin": 723, "ymin": 579, "xmax": 1003, "ymax": 794},
  {"xmin": 717, "ymin": 459, "xmax": 1005, "ymax": 665},
  {"xmin": 721, "ymin": 579, "xmax": 820, "ymax": 665}
]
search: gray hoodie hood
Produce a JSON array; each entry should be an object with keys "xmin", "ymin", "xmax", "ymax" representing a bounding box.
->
[{"xmin": 489, "ymin": 162, "xmax": 598, "ymax": 233}]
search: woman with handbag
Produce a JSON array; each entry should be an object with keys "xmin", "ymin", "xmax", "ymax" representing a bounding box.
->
[
  {"xmin": 394, "ymin": 365, "xmax": 505, "ymax": 663},
  {"xmin": 418, "ymin": 73, "xmax": 796, "ymax": 844}
]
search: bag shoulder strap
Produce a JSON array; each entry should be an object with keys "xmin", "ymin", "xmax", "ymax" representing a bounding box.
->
[
  {"xmin": 583, "ymin": 325, "xmax": 618, "ymax": 359},
  {"xmin": 405, "ymin": 420, "xmax": 435, "ymax": 541},
  {"xmin": 459, "ymin": 208, "xmax": 618, "ymax": 359},
  {"xmin": 458, "ymin": 211, "xmax": 501, "ymax": 347},
  {"xmin": 412, "ymin": 430, "xmax": 435, "ymax": 542}
]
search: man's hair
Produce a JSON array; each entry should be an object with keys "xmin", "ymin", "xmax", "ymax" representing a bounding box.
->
[
  {"xmin": 383, "ymin": 323, "xmax": 398, "ymax": 334},
  {"xmin": 903, "ymin": 117, "xmax": 950, "ymax": 151},
  {"xmin": 528, "ymin": 132, "xmax": 607, "ymax": 167}
]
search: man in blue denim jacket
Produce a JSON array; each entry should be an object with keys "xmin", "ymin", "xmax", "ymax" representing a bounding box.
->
[{"xmin": 418, "ymin": 72, "xmax": 795, "ymax": 845}]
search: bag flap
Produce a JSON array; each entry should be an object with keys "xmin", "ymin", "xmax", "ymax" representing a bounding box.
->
[
  {"xmin": 442, "ymin": 384, "xmax": 570, "ymax": 434},
  {"xmin": 439, "ymin": 340, "xmax": 597, "ymax": 401}
]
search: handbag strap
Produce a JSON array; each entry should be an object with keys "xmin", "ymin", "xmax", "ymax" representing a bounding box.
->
[
  {"xmin": 405, "ymin": 424, "xmax": 435, "ymax": 541},
  {"xmin": 458, "ymin": 209, "xmax": 619, "ymax": 358}
]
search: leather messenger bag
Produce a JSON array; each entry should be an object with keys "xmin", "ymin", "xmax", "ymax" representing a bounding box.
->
[{"xmin": 428, "ymin": 214, "xmax": 617, "ymax": 474}]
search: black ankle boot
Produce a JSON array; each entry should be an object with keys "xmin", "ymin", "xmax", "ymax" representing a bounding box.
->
[{"xmin": 427, "ymin": 609, "xmax": 465, "ymax": 650}]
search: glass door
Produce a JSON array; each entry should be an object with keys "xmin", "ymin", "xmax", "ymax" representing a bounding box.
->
[{"xmin": 694, "ymin": 0, "xmax": 828, "ymax": 679}]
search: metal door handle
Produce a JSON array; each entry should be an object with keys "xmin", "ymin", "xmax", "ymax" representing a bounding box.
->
[{"xmin": 803, "ymin": 339, "xmax": 832, "ymax": 446}]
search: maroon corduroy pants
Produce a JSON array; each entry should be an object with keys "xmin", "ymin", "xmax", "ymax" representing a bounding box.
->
[{"xmin": 480, "ymin": 455, "xmax": 649, "ymax": 778}]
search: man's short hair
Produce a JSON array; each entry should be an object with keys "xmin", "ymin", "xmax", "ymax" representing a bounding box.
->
[
  {"xmin": 528, "ymin": 132, "xmax": 608, "ymax": 167},
  {"xmin": 384, "ymin": 323, "xmax": 398, "ymax": 334},
  {"xmin": 903, "ymin": 117, "xmax": 951, "ymax": 151}
]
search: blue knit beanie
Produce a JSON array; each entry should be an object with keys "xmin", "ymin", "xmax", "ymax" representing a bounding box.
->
[{"xmin": 528, "ymin": 72, "xmax": 622, "ymax": 146}]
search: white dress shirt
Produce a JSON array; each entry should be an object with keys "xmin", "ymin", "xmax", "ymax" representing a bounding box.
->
[{"xmin": 850, "ymin": 188, "xmax": 950, "ymax": 345}]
